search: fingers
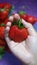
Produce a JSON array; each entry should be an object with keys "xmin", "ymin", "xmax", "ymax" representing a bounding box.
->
[
  {"xmin": 5, "ymin": 16, "xmax": 14, "ymax": 43},
  {"xmin": 8, "ymin": 41, "xmax": 34, "ymax": 64},
  {"xmin": 22, "ymin": 19, "xmax": 36, "ymax": 36},
  {"xmin": 5, "ymin": 26, "xmax": 11, "ymax": 43},
  {"xmin": 13, "ymin": 13, "xmax": 20, "ymax": 20},
  {"xmin": 9, "ymin": 13, "xmax": 20, "ymax": 21},
  {"xmin": 5, "ymin": 14, "xmax": 20, "ymax": 43},
  {"xmin": 9, "ymin": 15, "xmax": 14, "ymax": 22},
  {"xmin": 4, "ymin": 14, "xmax": 35, "ymax": 64}
]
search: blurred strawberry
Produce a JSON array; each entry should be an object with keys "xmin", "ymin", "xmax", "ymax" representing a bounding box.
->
[
  {"xmin": 19, "ymin": 11, "xmax": 37, "ymax": 24},
  {"xmin": 0, "ymin": 3, "xmax": 12, "ymax": 22}
]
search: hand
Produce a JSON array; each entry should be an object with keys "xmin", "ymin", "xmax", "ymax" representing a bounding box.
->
[{"xmin": 4, "ymin": 14, "xmax": 37, "ymax": 65}]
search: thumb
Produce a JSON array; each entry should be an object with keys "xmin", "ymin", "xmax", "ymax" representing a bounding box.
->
[{"xmin": 22, "ymin": 19, "xmax": 36, "ymax": 36}]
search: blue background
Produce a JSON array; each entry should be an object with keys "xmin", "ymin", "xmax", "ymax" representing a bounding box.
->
[{"xmin": 0, "ymin": 0, "xmax": 37, "ymax": 65}]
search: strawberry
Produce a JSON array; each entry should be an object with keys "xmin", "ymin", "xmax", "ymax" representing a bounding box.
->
[
  {"xmin": 14, "ymin": 26, "xmax": 28, "ymax": 42},
  {"xmin": 0, "ymin": 11, "xmax": 8, "ymax": 20},
  {"xmin": 4, "ymin": 3, "xmax": 12, "ymax": 10},
  {"xmin": 0, "ymin": 3, "xmax": 5, "ymax": 8},
  {"xmin": 19, "ymin": 11, "xmax": 28, "ymax": 21},
  {"xmin": 0, "ymin": 24, "xmax": 6, "ymax": 58},
  {"xmin": 0, "ymin": 26, "xmax": 4, "ymax": 39},
  {"xmin": 0, "ymin": 3, "xmax": 12, "ymax": 21},
  {"xmin": 0, "ymin": 33, "xmax": 6, "ymax": 58},
  {"xmin": 19, "ymin": 11, "xmax": 37, "ymax": 24},
  {"xmin": 4, "ymin": 18, "xmax": 8, "ymax": 24},
  {"xmin": 0, "ymin": 3, "xmax": 12, "ymax": 10},
  {"xmin": 27, "ymin": 16, "xmax": 37, "ymax": 24},
  {"xmin": 9, "ymin": 19, "xmax": 28, "ymax": 42},
  {"xmin": 0, "ymin": 24, "xmax": 5, "ymax": 39},
  {"xmin": 0, "ymin": 23, "xmax": 11, "ymax": 54}
]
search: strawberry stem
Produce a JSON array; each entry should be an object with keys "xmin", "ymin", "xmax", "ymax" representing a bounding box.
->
[
  {"xmin": 18, "ymin": 11, "xmax": 26, "ymax": 15},
  {"xmin": 12, "ymin": 19, "xmax": 24, "ymax": 28},
  {"xmin": 1, "ymin": 23, "xmax": 5, "ymax": 27},
  {"xmin": 18, "ymin": 19, "xmax": 24, "ymax": 28}
]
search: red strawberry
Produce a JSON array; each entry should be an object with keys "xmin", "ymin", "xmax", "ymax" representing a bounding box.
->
[
  {"xmin": 0, "ymin": 26, "xmax": 5, "ymax": 39},
  {"xmin": 0, "ymin": 3, "xmax": 12, "ymax": 9},
  {"xmin": 4, "ymin": 18, "xmax": 8, "ymax": 24},
  {"xmin": 9, "ymin": 25, "xmax": 28, "ymax": 42},
  {"xmin": 27, "ymin": 16, "xmax": 37, "ymax": 24},
  {"xmin": 4, "ymin": 3, "xmax": 12, "ymax": 9},
  {"xmin": 0, "ymin": 11, "xmax": 8, "ymax": 20},
  {"xmin": 0, "ymin": 3, "xmax": 12, "ymax": 21},
  {"xmin": 0, "ymin": 21, "xmax": 11, "ymax": 53},
  {"xmin": 0, "ymin": 3, "xmax": 5, "ymax": 8},
  {"xmin": 19, "ymin": 11, "xmax": 28, "ymax": 21},
  {"xmin": 19, "ymin": 11, "xmax": 37, "ymax": 24},
  {"xmin": 0, "ymin": 25, "xmax": 11, "ymax": 53}
]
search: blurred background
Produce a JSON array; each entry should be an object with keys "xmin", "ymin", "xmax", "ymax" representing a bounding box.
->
[{"xmin": 0, "ymin": 0, "xmax": 37, "ymax": 65}]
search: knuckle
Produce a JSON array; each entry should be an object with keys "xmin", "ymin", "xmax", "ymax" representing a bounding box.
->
[
  {"xmin": 5, "ymin": 26, "xmax": 10, "ymax": 32},
  {"xmin": 6, "ymin": 22, "xmax": 11, "ymax": 27},
  {"xmin": 14, "ymin": 13, "xmax": 20, "ymax": 20},
  {"xmin": 9, "ymin": 16, "xmax": 14, "ymax": 21}
]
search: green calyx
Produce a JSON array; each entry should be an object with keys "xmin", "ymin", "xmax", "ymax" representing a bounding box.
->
[
  {"xmin": 0, "ymin": 23, "xmax": 5, "ymax": 27},
  {"xmin": 12, "ymin": 19, "xmax": 24, "ymax": 28},
  {"xmin": 18, "ymin": 11, "xmax": 26, "ymax": 15},
  {"xmin": 12, "ymin": 21, "xmax": 17, "ymax": 25},
  {"xmin": 17, "ymin": 19, "xmax": 24, "ymax": 28}
]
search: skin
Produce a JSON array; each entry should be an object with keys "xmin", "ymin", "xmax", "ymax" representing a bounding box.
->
[{"xmin": 4, "ymin": 14, "xmax": 37, "ymax": 65}]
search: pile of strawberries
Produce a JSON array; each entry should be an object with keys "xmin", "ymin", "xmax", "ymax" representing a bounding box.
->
[
  {"xmin": 0, "ymin": 3, "xmax": 37, "ymax": 58},
  {"xmin": 0, "ymin": 3, "xmax": 12, "ymax": 58}
]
